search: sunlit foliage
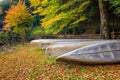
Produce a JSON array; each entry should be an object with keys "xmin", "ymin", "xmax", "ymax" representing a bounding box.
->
[{"xmin": 30, "ymin": 0, "xmax": 90, "ymax": 34}]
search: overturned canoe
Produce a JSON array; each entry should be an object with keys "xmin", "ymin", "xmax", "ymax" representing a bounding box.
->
[
  {"xmin": 46, "ymin": 41, "xmax": 102, "ymax": 58},
  {"xmin": 39, "ymin": 39, "xmax": 101, "ymax": 49},
  {"xmin": 30, "ymin": 39, "xmax": 74, "ymax": 46},
  {"xmin": 30, "ymin": 39, "xmax": 81, "ymax": 46},
  {"xmin": 30, "ymin": 39, "xmax": 48, "ymax": 46},
  {"xmin": 39, "ymin": 39, "xmax": 93, "ymax": 49},
  {"xmin": 56, "ymin": 40, "xmax": 120, "ymax": 64}
]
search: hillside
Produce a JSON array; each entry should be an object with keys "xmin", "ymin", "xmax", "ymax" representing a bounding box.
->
[{"xmin": 0, "ymin": 45, "xmax": 120, "ymax": 80}]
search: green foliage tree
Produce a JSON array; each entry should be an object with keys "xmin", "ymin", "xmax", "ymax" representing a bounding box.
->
[
  {"xmin": 29, "ymin": 0, "xmax": 120, "ymax": 39},
  {"xmin": 104, "ymin": 0, "xmax": 120, "ymax": 15},
  {"xmin": 98, "ymin": 0, "xmax": 120, "ymax": 39},
  {"xmin": 0, "ymin": 0, "xmax": 12, "ymax": 20},
  {"xmin": 30, "ymin": 0, "xmax": 90, "ymax": 35}
]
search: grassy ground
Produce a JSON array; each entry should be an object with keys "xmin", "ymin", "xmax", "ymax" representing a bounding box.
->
[{"xmin": 0, "ymin": 45, "xmax": 120, "ymax": 80}]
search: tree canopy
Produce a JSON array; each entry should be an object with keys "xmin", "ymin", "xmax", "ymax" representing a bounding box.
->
[
  {"xmin": 30, "ymin": 0, "xmax": 90, "ymax": 34},
  {"xmin": 0, "ymin": 0, "xmax": 119, "ymax": 41},
  {"xmin": 105, "ymin": 0, "xmax": 120, "ymax": 15},
  {"xmin": 29, "ymin": 0, "xmax": 120, "ymax": 38}
]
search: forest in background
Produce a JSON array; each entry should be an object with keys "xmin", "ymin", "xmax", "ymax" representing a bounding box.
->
[{"xmin": 0, "ymin": 0, "xmax": 120, "ymax": 46}]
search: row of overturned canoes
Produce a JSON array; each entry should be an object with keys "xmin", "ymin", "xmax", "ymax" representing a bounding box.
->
[{"xmin": 30, "ymin": 39, "xmax": 120, "ymax": 65}]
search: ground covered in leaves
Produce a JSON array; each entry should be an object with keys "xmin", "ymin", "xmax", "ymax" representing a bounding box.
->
[{"xmin": 0, "ymin": 45, "xmax": 120, "ymax": 80}]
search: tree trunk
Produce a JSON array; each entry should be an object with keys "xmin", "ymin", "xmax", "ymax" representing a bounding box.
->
[{"xmin": 98, "ymin": 0, "xmax": 111, "ymax": 39}]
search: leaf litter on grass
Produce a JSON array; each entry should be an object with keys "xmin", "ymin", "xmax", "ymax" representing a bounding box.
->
[{"xmin": 0, "ymin": 45, "xmax": 120, "ymax": 80}]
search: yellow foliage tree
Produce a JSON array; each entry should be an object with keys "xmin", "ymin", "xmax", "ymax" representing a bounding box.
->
[{"xmin": 4, "ymin": 1, "xmax": 32, "ymax": 32}]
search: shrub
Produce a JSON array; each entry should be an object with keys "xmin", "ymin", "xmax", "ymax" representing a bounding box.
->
[
  {"xmin": 60, "ymin": 26, "xmax": 86, "ymax": 35},
  {"xmin": 30, "ymin": 26, "xmax": 54, "ymax": 39},
  {"xmin": 0, "ymin": 31, "xmax": 5, "ymax": 45},
  {"xmin": 0, "ymin": 31, "xmax": 21, "ymax": 45}
]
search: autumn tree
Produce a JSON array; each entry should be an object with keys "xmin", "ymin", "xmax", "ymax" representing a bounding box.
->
[
  {"xmin": 4, "ymin": 1, "xmax": 32, "ymax": 33},
  {"xmin": 3, "ymin": 1, "xmax": 32, "ymax": 44}
]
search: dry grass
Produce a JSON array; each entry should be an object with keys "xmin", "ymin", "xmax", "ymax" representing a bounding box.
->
[{"xmin": 0, "ymin": 45, "xmax": 120, "ymax": 80}]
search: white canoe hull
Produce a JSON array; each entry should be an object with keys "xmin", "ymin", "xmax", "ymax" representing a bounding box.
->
[
  {"xmin": 46, "ymin": 41, "xmax": 102, "ymax": 58},
  {"xmin": 56, "ymin": 40, "xmax": 120, "ymax": 64},
  {"xmin": 39, "ymin": 39, "xmax": 97, "ymax": 49},
  {"xmin": 30, "ymin": 39, "xmax": 76, "ymax": 46}
]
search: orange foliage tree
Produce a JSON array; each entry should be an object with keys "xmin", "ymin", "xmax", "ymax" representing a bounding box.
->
[{"xmin": 4, "ymin": 1, "xmax": 32, "ymax": 33}]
